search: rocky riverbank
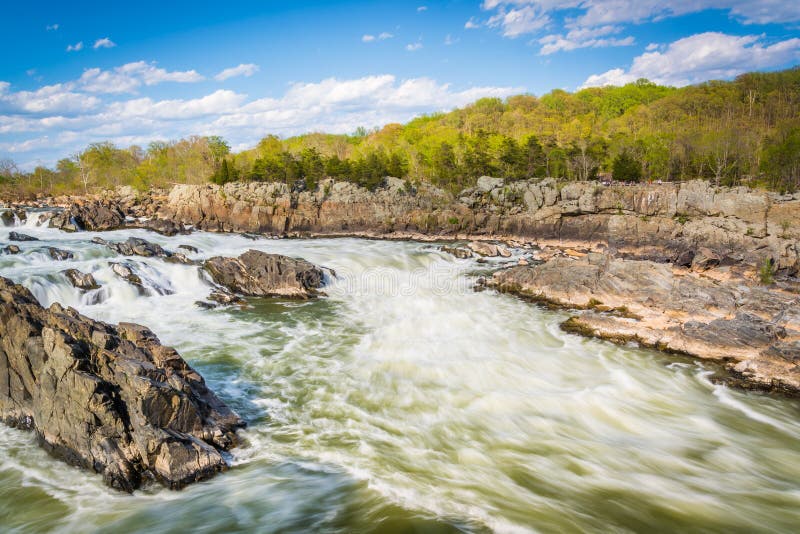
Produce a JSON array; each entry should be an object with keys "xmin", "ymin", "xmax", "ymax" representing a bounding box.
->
[{"xmin": 4, "ymin": 177, "xmax": 800, "ymax": 395}]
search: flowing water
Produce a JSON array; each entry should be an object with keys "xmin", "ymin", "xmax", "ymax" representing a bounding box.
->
[{"xmin": 1, "ymin": 210, "xmax": 800, "ymax": 533}]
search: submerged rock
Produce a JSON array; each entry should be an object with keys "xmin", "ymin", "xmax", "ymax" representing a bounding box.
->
[
  {"xmin": 109, "ymin": 262, "xmax": 144, "ymax": 287},
  {"xmin": 47, "ymin": 247, "xmax": 74, "ymax": 261},
  {"xmin": 62, "ymin": 268, "xmax": 100, "ymax": 290},
  {"xmin": 178, "ymin": 244, "xmax": 199, "ymax": 254},
  {"xmin": 204, "ymin": 249, "xmax": 324, "ymax": 299},
  {"xmin": 1, "ymin": 245, "xmax": 20, "ymax": 255},
  {"xmin": 0, "ymin": 277, "xmax": 244, "ymax": 491},
  {"xmin": 9, "ymin": 231, "xmax": 38, "ymax": 242},
  {"xmin": 440, "ymin": 245, "xmax": 473, "ymax": 259}
]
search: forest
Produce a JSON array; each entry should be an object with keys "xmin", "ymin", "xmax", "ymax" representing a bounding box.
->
[{"xmin": 2, "ymin": 67, "xmax": 799, "ymax": 198}]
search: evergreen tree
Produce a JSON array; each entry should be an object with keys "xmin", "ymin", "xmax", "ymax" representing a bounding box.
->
[{"xmin": 612, "ymin": 150, "xmax": 643, "ymax": 182}]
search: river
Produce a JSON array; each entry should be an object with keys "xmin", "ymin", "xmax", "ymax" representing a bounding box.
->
[{"xmin": 1, "ymin": 210, "xmax": 799, "ymax": 533}]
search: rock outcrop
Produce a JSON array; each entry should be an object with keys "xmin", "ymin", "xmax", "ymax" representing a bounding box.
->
[
  {"xmin": 204, "ymin": 250, "xmax": 324, "ymax": 299},
  {"xmin": 49, "ymin": 201, "xmax": 126, "ymax": 232},
  {"xmin": 47, "ymin": 247, "xmax": 74, "ymax": 261},
  {"xmin": 488, "ymin": 254, "xmax": 800, "ymax": 393},
  {"xmin": 155, "ymin": 179, "xmax": 800, "ymax": 275},
  {"xmin": 0, "ymin": 277, "xmax": 244, "ymax": 491}
]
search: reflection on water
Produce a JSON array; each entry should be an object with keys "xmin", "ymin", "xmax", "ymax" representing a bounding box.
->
[{"xmin": 1, "ymin": 212, "xmax": 800, "ymax": 533}]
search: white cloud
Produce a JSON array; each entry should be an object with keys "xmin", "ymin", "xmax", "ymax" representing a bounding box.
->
[
  {"xmin": 77, "ymin": 61, "xmax": 204, "ymax": 93},
  {"xmin": 417, "ymin": 6, "xmax": 428, "ymax": 12},
  {"xmin": 66, "ymin": 41, "xmax": 83, "ymax": 52},
  {"xmin": 465, "ymin": 18, "xmax": 480, "ymax": 29},
  {"xmin": 488, "ymin": 5, "xmax": 551, "ymax": 37},
  {"xmin": 0, "ymin": 83, "xmax": 101, "ymax": 115},
  {"xmin": 46, "ymin": 24, "xmax": 59, "ymax": 31},
  {"xmin": 581, "ymin": 32, "xmax": 800, "ymax": 88},
  {"xmin": 444, "ymin": 34, "xmax": 459, "ymax": 45},
  {"xmin": 363, "ymin": 32, "xmax": 393, "ymax": 43},
  {"xmin": 93, "ymin": 37, "xmax": 116, "ymax": 49},
  {"xmin": 645, "ymin": 42, "xmax": 660, "ymax": 51},
  {"xmin": 406, "ymin": 41, "xmax": 423, "ymax": 51},
  {"xmin": 539, "ymin": 25, "xmax": 635, "ymax": 54},
  {"xmin": 214, "ymin": 63, "xmax": 260, "ymax": 81},
  {"xmin": 1, "ymin": 73, "xmax": 521, "ymax": 168},
  {"xmin": 481, "ymin": 1, "xmax": 800, "ymax": 54}
]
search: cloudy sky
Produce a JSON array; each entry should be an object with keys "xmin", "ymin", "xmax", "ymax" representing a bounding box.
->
[{"xmin": 2, "ymin": 0, "xmax": 799, "ymax": 168}]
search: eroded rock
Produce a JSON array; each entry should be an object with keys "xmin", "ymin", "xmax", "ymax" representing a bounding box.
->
[
  {"xmin": 9, "ymin": 231, "xmax": 38, "ymax": 242},
  {"xmin": 0, "ymin": 277, "xmax": 244, "ymax": 491},
  {"xmin": 204, "ymin": 250, "xmax": 324, "ymax": 299},
  {"xmin": 63, "ymin": 269, "xmax": 100, "ymax": 290}
]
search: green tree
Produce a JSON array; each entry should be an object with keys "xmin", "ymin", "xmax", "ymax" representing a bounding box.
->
[{"xmin": 612, "ymin": 150, "xmax": 643, "ymax": 182}]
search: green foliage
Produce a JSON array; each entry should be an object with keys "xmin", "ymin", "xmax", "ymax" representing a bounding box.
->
[
  {"xmin": 612, "ymin": 150, "xmax": 642, "ymax": 182},
  {"xmin": 6, "ymin": 67, "xmax": 800, "ymax": 199},
  {"xmin": 759, "ymin": 258, "xmax": 775, "ymax": 285}
]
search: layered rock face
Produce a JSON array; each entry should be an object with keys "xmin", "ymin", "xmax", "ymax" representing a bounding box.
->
[
  {"xmin": 50, "ymin": 200, "xmax": 125, "ymax": 231},
  {"xmin": 0, "ymin": 277, "xmax": 244, "ymax": 491},
  {"xmin": 205, "ymin": 250, "xmax": 324, "ymax": 299},
  {"xmin": 489, "ymin": 255, "xmax": 800, "ymax": 393},
  {"xmin": 158, "ymin": 178, "xmax": 800, "ymax": 274}
]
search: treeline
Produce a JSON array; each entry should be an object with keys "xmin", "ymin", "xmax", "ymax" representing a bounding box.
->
[{"xmin": 3, "ymin": 67, "xmax": 800, "ymax": 198}]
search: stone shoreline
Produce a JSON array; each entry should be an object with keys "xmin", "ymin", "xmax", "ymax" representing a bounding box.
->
[{"xmin": 4, "ymin": 177, "xmax": 800, "ymax": 395}]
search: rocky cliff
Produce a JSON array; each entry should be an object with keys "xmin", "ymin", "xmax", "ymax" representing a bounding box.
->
[{"xmin": 157, "ymin": 178, "xmax": 800, "ymax": 274}]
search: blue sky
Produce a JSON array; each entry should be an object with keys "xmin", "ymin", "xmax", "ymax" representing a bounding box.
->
[{"xmin": 1, "ymin": 0, "xmax": 799, "ymax": 168}]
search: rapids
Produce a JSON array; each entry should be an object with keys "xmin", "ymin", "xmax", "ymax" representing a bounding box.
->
[{"xmin": 1, "ymin": 209, "xmax": 799, "ymax": 533}]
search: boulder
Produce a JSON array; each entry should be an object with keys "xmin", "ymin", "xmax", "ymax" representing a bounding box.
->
[
  {"xmin": 107, "ymin": 237, "xmax": 170, "ymax": 258},
  {"xmin": 204, "ymin": 250, "xmax": 324, "ymax": 299},
  {"xmin": 0, "ymin": 211, "xmax": 14, "ymax": 226},
  {"xmin": 476, "ymin": 176, "xmax": 504, "ymax": 193},
  {"xmin": 109, "ymin": 262, "xmax": 144, "ymax": 287},
  {"xmin": 136, "ymin": 218, "xmax": 188, "ymax": 237},
  {"xmin": 47, "ymin": 247, "xmax": 74, "ymax": 261},
  {"xmin": 50, "ymin": 201, "xmax": 125, "ymax": 232},
  {"xmin": 468, "ymin": 241, "xmax": 510, "ymax": 257},
  {"xmin": 9, "ymin": 231, "xmax": 38, "ymax": 242},
  {"xmin": 440, "ymin": 245, "xmax": 472, "ymax": 259},
  {"xmin": 178, "ymin": 244, "xmax": 199, "ymax": 254},
  {"xmin": 2, "ymin": 245, "xmax": 20, "ymax": 255},
  {"xmin": 0, "ymin": 277, "xmax": 244, "ymax": 491},
  {"xmin": 62, "ymin": 269, "xmax": 100, "ymax": 290}
]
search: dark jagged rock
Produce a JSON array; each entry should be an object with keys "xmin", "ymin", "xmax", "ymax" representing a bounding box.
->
[
  {"xmin": 107, "ymin": 237, "xmax": 170, "ymax": 258},
  {"xmin": 62, "ymin": 268, "xmax": 100, "ymax": 290},
  {"xmin": 164, "ymin": 252, "xmax": 195, "ymax": 265},
  {"xmin": 178, "ymin": 244, "xmax": 199, "ymax": 254},
  {"xmin": 2, "ymin": 245, "xmax": 20, "ymax": 255},
  {"xmin": 0, "ymin": 277, "xmax": 244, "ymax": 491},
  {"xmin": 135, "ymin": 218, "xmax": 188, "ymax": 237},
  {"xmin": 47, "ymin": 247, "xmax": 74, "ymax": 261},
  {"xmin": 0, "ymin": 211, "xmax": 14, "ymax": 226},
  {"xmin": 204, "ymin": 250, "xmax": 324, "ymax": 299},
  {"xmin": 9, "ymin": 231, "xmax": 38, "ymax": 242},
  {"xmin": 50, "ymin": 201, "xmax": 125, "ymax": 232}
]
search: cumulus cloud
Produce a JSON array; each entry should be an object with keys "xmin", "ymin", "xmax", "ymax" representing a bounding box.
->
[
  {"xmin": 93, "ymin": 37, "xmax": 116, "ymax": 49},
  {"xmin": 481, "ymin": 1, "xmax": 800, "ymax": 54},
  {"xmin": 581, "ymin": 32, "xmax": 800, "ymax": 88},
  {"xmin": 76, "ymin": 61, "xmax": 204, "ymax": 93},
  {"xmin": 465, "ymin": 18, "xmax": 480, "ymax": 29},
  {"xmin": 406, "ymin": 41, "xmax": 423, "ymax": 51},
  {"xmin": 46, "ymin": 24, "xmax": 59, "ymax": 31},
  {"xmin": 0, "ymin": 72, "xmax": 521, "ymax": 168},
  {"xmin": 66, "ymin": 41, "xmax": 83, "ymax": 52},
  {"xmin": 214, "ymin": 63, "xmax": 259, "ymax": 81}
]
